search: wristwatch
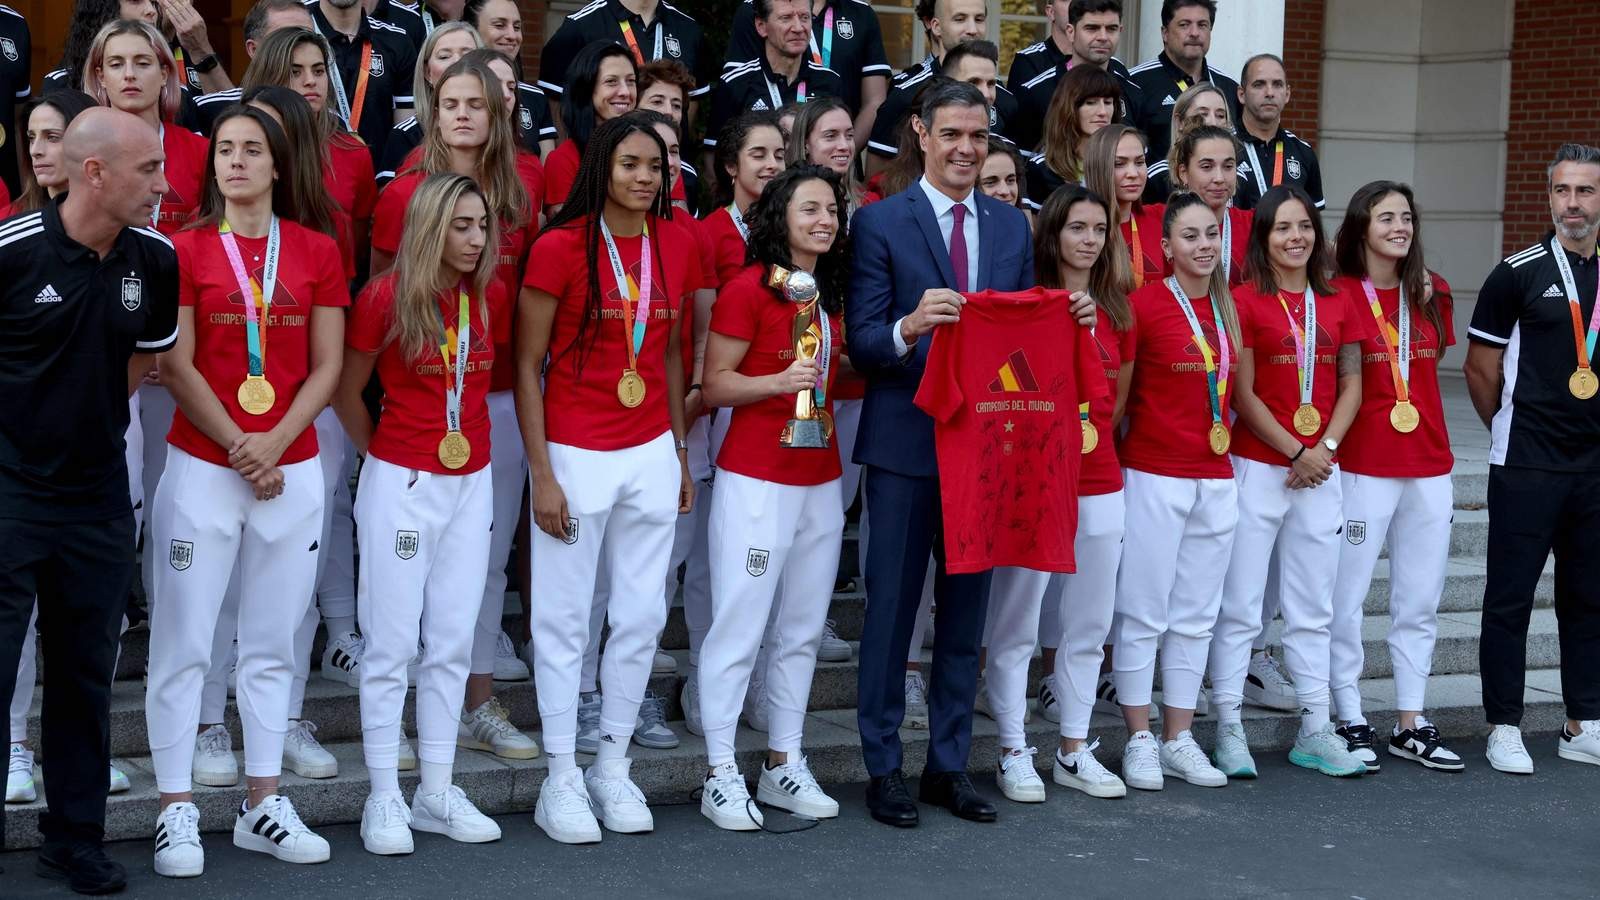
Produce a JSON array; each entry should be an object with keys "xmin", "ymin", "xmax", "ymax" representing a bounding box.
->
[
  {"xmin": 674, "ymin": 438, "xmax": 689, "ymax": 452},
  {"xmin": 1321, "ymin": 437, "xmax": 1339, "ymax": 453},
  {"xmin": 192, "ymin": 53, "xmax": 221, "ymax": 74}
]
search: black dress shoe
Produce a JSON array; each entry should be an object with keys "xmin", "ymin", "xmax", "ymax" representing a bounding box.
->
[
  {"xmin": 918, "ymin": 771, "xmax": 997, "ymax": 822},
  {"xmin": 865, "ymin": 768, "xmax": 919, "ymax": 827},
  {"xmin": 37, "ymin": 842, "xmax": 127, "ymax": 895}
]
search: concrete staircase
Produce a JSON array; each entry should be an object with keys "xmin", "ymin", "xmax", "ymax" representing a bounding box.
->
[{"xmin": 4, "ymin": 456, "xmax": 1567, "ymax": 850}]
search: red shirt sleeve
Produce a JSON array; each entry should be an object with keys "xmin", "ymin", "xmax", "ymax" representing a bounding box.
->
[
  {"xmin": 1340, "ymin": 281, "xmax": 1380, "ymax": 345},
  {"xmin": 1076, "ymin": 320, "xmax": 1110, "ymax": 404},
  {"xmin": 351, "ymin": 150, "xmax": 377, "ymax": 221},
  {"xmin": 313, "ymin": 233, "xmax": 351, "ymax": 308},
  {"xmin": 347, "ymin": 279, "xmax": 392, "ymax": 354},
  {"xmin": 523, "ymin": 226, "xmax": 576, "ymax": 297},
  {"xmin": 1434, "ymin": 273, "xmax": 1456, "ymax": 347},
  {"xmin": 913, "ymin": 324, "xmax": 963, "ymax": 423},
  {"xmin": 709, "ymin": 275, "xmax": 759, "ymax": 341},
  {"xmin": 371, "ymin": 175, "xmax": 419, "ymax": 257},
  {"xmin": 175, "ymin": 232, "xmax": 198, "ymax": 308}
]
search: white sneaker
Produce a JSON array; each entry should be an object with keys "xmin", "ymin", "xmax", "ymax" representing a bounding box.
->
[
  {"xmin": 1094, "ymin": 672, "xmax": 1157, "ymax": 721},
  {"xmin": 1487, "ymin": 724, "xmax": 1534, "ymax": 775},
  {"xmin": 995, "ymin": 747, "xmax": 1046, "ymax": 803},
  {"xmin": 360, "ymin": 793, "xmax": 414, "ymax": 855},
  {"xmin": 702, "ymin": 762, "xmax": 762, "ymax": 831},
  {"xmin": 1558, "ymin": 720, "xmax": 1600, "ymax": 766},
  {"xmin": 493, "ymin": 632, "xmax": 530, "ymax": 682},
  {"xmin": 109, "ymin": 763, "xmax": 131, "ymax": 794},
  {"xmin": 1244, "ymin": 651, "xmax": 1297, "ymax": 711},
  {"xmin": 193, "ymin": 724, "xmax": 239, "ymax": 787},
  {"xmin": 319, "ymin": 631, "xmax": 363, "ymax": 688},
  {"xmin": 817, "ymin": 620, "xmax": 852, "ymax": 662},
  {"xmin": 743, "ymin": 664, "xmax": 770, "ymax": 732},
  {"xmin": 397, "ymin": 730, "xmax": 418, "ymax": 772},
  {"xmin": 234, "ymin": 794, "xmax": 330, "ymax": 864},
  {"xmin": 1053, "ymin": 739, "xmax": 1126, "ymax": 798},
  {"xmin": 575, "ymin": 691, "xmax": 601, "ymax": 755},
  {"xmin": 412, "ymin": 784, "xmax": 502, "ymax": 843},
  {"xmin": 1212, "ymin": 721, "xmax": 1258, "ymax": 778},
  {"xmin": 284, "ymin": 720, "xmax": 339, "ymax": 778},
  {"xmin": 632, "ymin": 690, "xmax": 680, "ymax": 750},
  {"xmin": 1289, "ymin": 723, "xmax": 1368, "ymax": 778},
  {"xmin": 153, "ymin": 801, "xmax": 204, "ymax": 877},
  {"xmin": 903, "ymin": 670, "xmax": 929, "ymax": 729},
  {"xmin": 757, "ymin": 755, "xmax": 839, "ymax": 818},
  {"xmin": 7, "ymin": 743, "xmax": 35, "ymax": 803},
  {"xmin": 652, "ymin": 649, "xmax": 677, "ymax": 675},
  {"xmin": 1121, "ymin": 731, "xmax": 1163, "ymax": 791},
  {"xmin": 1160, "ymin": 730, "xmax": 1228, "ymax": 787},
  {"xmin": 682, "ymin": 669, "xmax": 703, "ymax": 736},
  {"xmin": 459, "ymin": 698, "xmax": 541, "ymax": 760},
  {"xmin": 535, "ymin": 767, "xmax": 602, "ymax": 844},
  {"xmin": 585, "ymin": 758, "xmax": 653, "ymax": 833},
  {"xmin": 1037, "ymin": 675, "xmax": 1061, "ymax": 724}
]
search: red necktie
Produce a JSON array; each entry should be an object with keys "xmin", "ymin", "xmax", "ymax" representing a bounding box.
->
[{"xmin": 950, "ymin": 202, "xmax": 969, "ymax": 292}]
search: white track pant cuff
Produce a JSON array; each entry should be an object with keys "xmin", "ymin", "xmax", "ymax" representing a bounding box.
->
[
  {"xmin": 471, "ymin": 391, "xmax": 528, "ymax": 674},
  {"xmin": 985, "ymin": 567, "xmax": 1050, "ymax": 748},
  {"xmin": 1053, "ymin": 491, "xmax": 1124, "ymax": 737}
]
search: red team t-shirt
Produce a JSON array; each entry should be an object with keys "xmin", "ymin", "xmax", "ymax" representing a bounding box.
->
[
  {"xmin": 914, "ymin": 288, "xmax": 1107, "ymax": 574},
  {"xmin": 325, "ymin": 139, "xmax": 377, "ymax": 280},
  {"xmin": 346, "ymin": 274, "xmax": 508, "ymax": 475},
  {"xmin": 1079, "ymin": 307, "xmax": 1137, "ymax": 496},
  {"xmin": 710, "ymin": 265, "xmax": 843, "ymax": 486},
  {"xmin": 168, "ymin": 221, "xmax": 349, "ymax": 467},
  {"xmin": 154, "ymin": 125, "xmax": 209, "ymax": 236},
  {"xmin": 1230, "ymin": 280, "xmax": 1378, "ymax": 465},
  {"xmin": 1121, "ymin": 202, "xmax": 1166, "ymax": 290},
  {"xmin": 523, "ymin": 215, "xmax": 701, "ymax": 451},
  {"xmin": 699, "ymin": 206, "xmax": 751, "ymax": 290},
  {"xmin": 543, "ymin": 138, "xmax": 682, "ymax": 207},
  {"xmin": 1118, "ymin": 280, "xmax": 1238, "ymax": 479},
  {"xmin": 1333, "ymin": 273, "xmax": 1456, "ymax": 478}
]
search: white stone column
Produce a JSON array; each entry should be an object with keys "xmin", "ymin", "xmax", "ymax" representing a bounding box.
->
[{"xmin": 1134, "ymin": 0, "xmax": 1283, "ymax": 78}]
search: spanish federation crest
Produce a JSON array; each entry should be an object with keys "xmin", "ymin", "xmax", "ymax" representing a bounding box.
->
[
  {"xmin": 836, "ymin": 18, "xmax": 854, "ymax": 39},
  {"xmin": 746, "ymin": 548, "xmax": 769, "ymax": 577},
  {"xmin": 395, "ymin": 530, "xmax": 419, "ymax": 559},
  {"xmin": 369, "ymin": 52, "xmax": 385, "ymax": 77},
  {"xmin": 121, "ymin": 276, "xmax": 143, "ymax": 311},
  {"xmin": 0, "ymin": 38, "xmax": 16, "ymax": 62},
  {"xmin": 665, "ymin": 35, "xmax": 681, "ymax": 58},
  {"xmin": 562, "ymin": 516, "xmax": 579, "ymax": 545},
  {"xmin": 169, "ymin": 540, "xmax": 193, "ymax": 571},
  {"xmin": 1286, "ymin": 156, "xmax": 1303, "ymax": 180},
  {"xmin": 1345, "ymin": 520, "xmax": 1366, "ymax": 545},
  {"xmin": 519, "ymin": 107, "xmax": 533, "ymax": 131}
]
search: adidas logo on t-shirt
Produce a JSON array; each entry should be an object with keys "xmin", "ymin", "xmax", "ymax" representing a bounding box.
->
[
  {"xmin": 1161, "ymin": 94, "xmax": 1176, "ymax": 105},
  {"xmin": 34, "ymin": 283, "xmax": 62, "ymax": 303},
  {"xmin": 752, "ymin": 99, "xmax": 769, "ymax": 111},
  {"xmin": 1543, "ymin": 283, "xmax": 1565, "ymax": 298}
]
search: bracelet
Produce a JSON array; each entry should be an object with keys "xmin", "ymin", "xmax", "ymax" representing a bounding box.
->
[
  {"xmin": 192, "ymin": 53, "xmax": 221, "ymax": 73},
  {"xmin": 674, "ymin": 438, "xmax": 689, "ymax": 452},
  {"xmin": 1290, "ymin": 445, "xmax": 1307, "ymax": 463}
]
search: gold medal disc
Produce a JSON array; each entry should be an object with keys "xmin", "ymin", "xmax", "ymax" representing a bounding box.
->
[
  {"xmin": 1389, "ymin": 401, "xmax": 1420, "ymax": 433},
  {"xmin": 1570, "ymin": 368, "xmax": 1598, "ymax": 400},
  {"xmin": 1208, "ymin": 421, "xmax": 1231, "ymax": 456},
  {"xmin": 437, "ymin": 431, "xmax": 472, "ymax": 470},
  {"xmin": 819, "ymin": 408, "xmax": 835, "ymax": 441},
  {"xmin": 1292, "ymin": 403, "xmax": 1322, "ymax": 436},
  {"xmin": 237, "ymin": 376, "xmax": 276, "ymax": 415},
  {"xmin": 1081, "ymin": 421, "xmax": 1099, "ymax": 455},
  {"xmin": 617, "ymin": 369, "xmax": 647, "ymax": 408}
]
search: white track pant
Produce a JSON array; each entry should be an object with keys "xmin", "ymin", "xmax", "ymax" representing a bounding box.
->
[
  {"xmin": 1210, "ymin": 457, "xmax": 1344, "ymax": 717},
  {"xmin": 286, "ymin": 410, "xmax": 358, "ymax": 719},
  {"xmin": 1331, "ymin": 473, "xmax": 1452, "ymax": 721},
  {"xmin": 146, "ymin": 449, "xmax": 323, "ymax": 792},
  {"xmin": 530, "ymin": 432, "xmax": 677, "ymax": 756},
  {"xmin": 702, "ymin": 471, "xmax": 843, "ymax": 764},
  {"xmin": 471, "ymin": 391, "xmax": 527, "ymax": 674},
  {"xmin": 355, "ymin": 458, "xmax": 490, "ymax": 771},
  {"xmin": 1113, "ymin": 470, "xmax": 1237, "ymax": 709},
  {"xmin": 983, "ymin": 568, "xmax": 1050, "ymax": 749},
  {"xmin": 1051, "ymin": 491, "xmax": 1125, "ymax": 738}
]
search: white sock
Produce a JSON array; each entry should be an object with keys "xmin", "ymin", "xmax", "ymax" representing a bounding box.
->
[
  {"xmin": 369, "ymin": 765, "xmax": 400, "ymax": 797},
  {"xmin": 1345, "ymin": 713, "xmax": 1368, "ymax": 729},
  {"xmin": 325, "ymin": 614, "xmax": 356, "ymax": 639},
  {"xmin": 548, "ymin": 753, "xmax": 578, "ymax": 777},
  {"xmin": 420, "ymin": 760, "xmax": 451, "ymax": 796},
  {"xmin": 595, "ymin": 733, "xmax": 627, "ymax": 765},
  {"xmin": 1299, "ymin": 703, "xmax": 1330, "ymax": 737},
  {"xmin": 1218, "ymin": 698, "xmax": 1244, "ymax": 727}
]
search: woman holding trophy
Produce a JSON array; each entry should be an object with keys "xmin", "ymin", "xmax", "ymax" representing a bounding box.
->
[{"xmin": 696, "ymin": 165, "xmax": 852, "ymax": 831}]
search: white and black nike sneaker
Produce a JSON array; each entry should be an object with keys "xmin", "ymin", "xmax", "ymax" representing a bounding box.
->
[
  {"xmin": 1388, "ymin": 718, "xmax": 1464, "ymax": 771},
  {"xmin": 1335, "ymin": 723, "xmax": 1381, "ymax": 773}
]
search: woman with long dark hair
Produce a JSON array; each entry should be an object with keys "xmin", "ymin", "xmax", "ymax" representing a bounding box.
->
[
  {"xmin": 145, "ymin": 105, "xmax": 345, "ymax": 876},
  {"xmin": 1327, "ymin": 181, "xmax": 1462, "ymax": 771},
  {"xmin": 517, "ymin": 113, "xmax": 698, "ymax": 844},
  {"xmin": 335, "ymin": 173, "xmax": 509, "ymax": 856},
  {"xmin": 703, "ymin": 111, "xmax": 785, "ymax": 289},
  {"xmin": 543, "ymin": 41, "xmax": 637, "ymax": 216},
  {"xmin": 1208, "ymin": 183, "xmax": 1374, "ymax": 780},
  {"xmin": 1026, "ymin": 65, "xmax": 1122, "ymax": 209},
  {"xmin": 1168, "ymin": 125, "xmax": 1251, "ymax": 285},
  {"xmin": 696, "ymin": 165, "xmax": 850, "ymax": 830},
  {"xmin": 10, "ymin": 91, "xmax": 97, "ymax": 214}
]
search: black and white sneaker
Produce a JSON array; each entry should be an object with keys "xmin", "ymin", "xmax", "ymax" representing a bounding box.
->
[
  {"xmin": 1335, "ymin": 723, "xmax": 1381, "ymax": 773},
  {"xmin": 233, "ymin": 795, "xmax": 331, "ymax": 863},
  {"xmin": 1388, "ymin": 717, "xmax": 1465, "ymax": 772}
]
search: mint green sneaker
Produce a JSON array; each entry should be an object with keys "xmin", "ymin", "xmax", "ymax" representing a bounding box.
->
[
  {"xmin": 1212, "ymin": 722, "xmax": 1258, "ymax": 778},
  {"xmin": 1289, "ymin": 724, "xmax": 1368, "ymax": 777}
]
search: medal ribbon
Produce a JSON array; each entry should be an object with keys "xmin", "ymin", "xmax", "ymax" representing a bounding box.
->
[
  {"xmin": 808, "ymin": 6, "xmax": 835, "ymax": 68},
  {"xmin": 1166, "ymin": 276, "xmax": 1230, "ymax": 425},
  {"xmin": 152, "ymin": 124, "xmax": 165, "ymax": 226},
  {"xmin": 217, "ymin": 217, "xmax": 281, "ymax": 380},
  {"xmin": 727, "ymin": 203, "xmax": 750, "ymax": 242},
  {"xmin": 1244, "ymin": 139, "xmax": 1285, "ymax": 197},
  {"xmin": 320, "ymin": 28, "xmax": 372, "ymax": 129},
  {"xmin": 422, "ymin": 8, "xmax": 435, "ymax": 34},
  {"xmin": 1552, "ymin": 236, "xmax": 1600, "ymax": 372},
  {"xmin": 619, "ymin": 20, "xmax": 664, "ymax": 64},
  {"xmin": 1361, "ymin": 278, "xmax": 1411, "ymax": 404},
  {"xmin": 1275, "ymin": 287, "xmax": 1316, "ymax": 410},
  {"xmin": 1079, "ymin": 322, "xmax": 1097, "ymax": 429},
  {"xmin": 1221, "ymin": 210, "xmax": 1233, "ymax": 280},
  {"xmin": 601, "ymin": 218, "xmax": 655, "ymax": 372},
  {"xmin": 1129, "ymin": 216, "xmax": 1145, "ymax": 288},
  {"xmin": 438, "ymin": 286, "xmax": 471, "ymax": 434},
  {"xmin": 767, "ymin": 71, "xmax": 808, "ymax": 110},
  {"xmin": 814, "ymin": 305, "xmax": 832, "ymax": 409}
]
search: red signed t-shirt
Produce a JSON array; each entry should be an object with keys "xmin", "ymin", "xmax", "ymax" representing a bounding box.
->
[{"xmin": 914, "ymin": 288, "xmax": 1106, "ymax": 574}]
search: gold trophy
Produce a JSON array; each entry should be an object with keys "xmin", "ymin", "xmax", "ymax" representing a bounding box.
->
[{"xmin": 772, "ymin": 266, "xmax": 831, "ymax": 449}]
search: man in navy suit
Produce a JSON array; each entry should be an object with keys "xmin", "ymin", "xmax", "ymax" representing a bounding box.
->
[{"xmin": 846, "ymin": 79, "xmax": 1034, "ymax": 827}]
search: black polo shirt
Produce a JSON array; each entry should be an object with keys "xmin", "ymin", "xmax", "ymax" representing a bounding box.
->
[
  {"xmin": 0, "ymin": 198, "xmax": 178, "ymax": 522},
  {"xmin": 306, "ymin": 1, "xmax": 418, "ymax": 163},
  {"xmin": 865, "ymin": 57, "xmax": 1019, "ymax": 159},
  {"xmin": 1004, "ymin": 39, "xmax": 1139, "ymax": 153},
  {"xmin": 1126, "ymin": 51, "xmax": 1241, "ymax": 161},
  {"xmin": 0, "ymin": 6, "xmax": 26, "ymax": 196},
  {"xmin": 190, "ymin": 86, "xmax": 240, "ymax": 136},
  {"xmin": 1470, "ymin": 234, "xmax": 1600, "ymax": 471},
  {"xmin": 375, "ymin": 82, "xmax": 556, "ymax": 185},
  {"xmin": 371, "ymin": 0, "xmax": 426, "ymax": 49},
  {"xmin": 706, "ymin": 55, "xmax": 845, "ymax": 147},
  {"xmin": 1233, "ymin": 126, "xmax": 1323, "ymax": 210},
  {"xmin": 538, "ymin": 0, "xmax": 714, "ymax": 99},
  {"xmin": 723, "ymin": 0, "xmax": 891, "ymax": 114}
]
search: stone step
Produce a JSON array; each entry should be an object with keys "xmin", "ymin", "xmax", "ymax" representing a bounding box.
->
[
  {"xmin": 1260, "ymin": 608, "xmax": 1559, "ymax": 679},
  {"xmin": 0, "ymin": 669, "xmax": 1567, "ymax": 850}
]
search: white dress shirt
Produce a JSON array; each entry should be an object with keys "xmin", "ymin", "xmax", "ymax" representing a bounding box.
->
[{"xmin": 893, "ymin": 176, "xmax": 981, "ymax": 358}]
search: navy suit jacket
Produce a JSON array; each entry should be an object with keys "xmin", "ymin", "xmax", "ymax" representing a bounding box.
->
[{"xmin": 845, "ymin": 184, "xmax": 1035, "ymax": 478}]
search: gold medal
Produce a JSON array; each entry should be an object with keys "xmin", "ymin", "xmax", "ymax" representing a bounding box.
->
[
  {"xmin": 819, "ymin": 408, "xmax": 835, "ymax": 441},
  {"xmin": 1571, "ymin": 368, "xmax": 1598, "ymax": 400},
  {"xmin": 1081, "ymin": 420, "xmax": 1099, "ymax": 455},
  {"xmin": 437, "ymin": 430, "xmax": 472, "ymax": 469},
  {"xmin": 1208, "ymin": 421, "xmax": 1231, "ymax": 456},
  {"xmin": 237, "ymin": 375, "xmax": 276, "ymax": 415},
  {"xmin": 617, "ymin": 369, "xmax": 647, "ymax": 407},
  {"xmin": 1389, "ymin": 401, "xmax": 1420, "ymax": 433},
  {"xmin": 1292, "ymin": 403, "xmax": 1321, "ymax": 436}
]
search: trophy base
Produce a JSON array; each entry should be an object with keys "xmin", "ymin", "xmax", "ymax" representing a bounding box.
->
[{"xmin": 780, "ymin": 418, "xmax": 830, "ymax": 449}]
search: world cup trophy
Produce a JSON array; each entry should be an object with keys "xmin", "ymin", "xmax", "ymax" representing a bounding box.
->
[{"xmin": 771, "ymin": 266, "xmax": 831, "ymax": 449}]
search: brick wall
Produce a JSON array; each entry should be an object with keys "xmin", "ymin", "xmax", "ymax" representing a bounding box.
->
[
  {"xmin": 1279, "ymin": 0, "xmax": 1322, "ymax": 148},
  {"xmin": 519, "ymin": 0, "xmax": 550, "ymax": 77},
  {"xmin": 1502, "ymin": 0, "xmax": 1600, "ymax": 254}
]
